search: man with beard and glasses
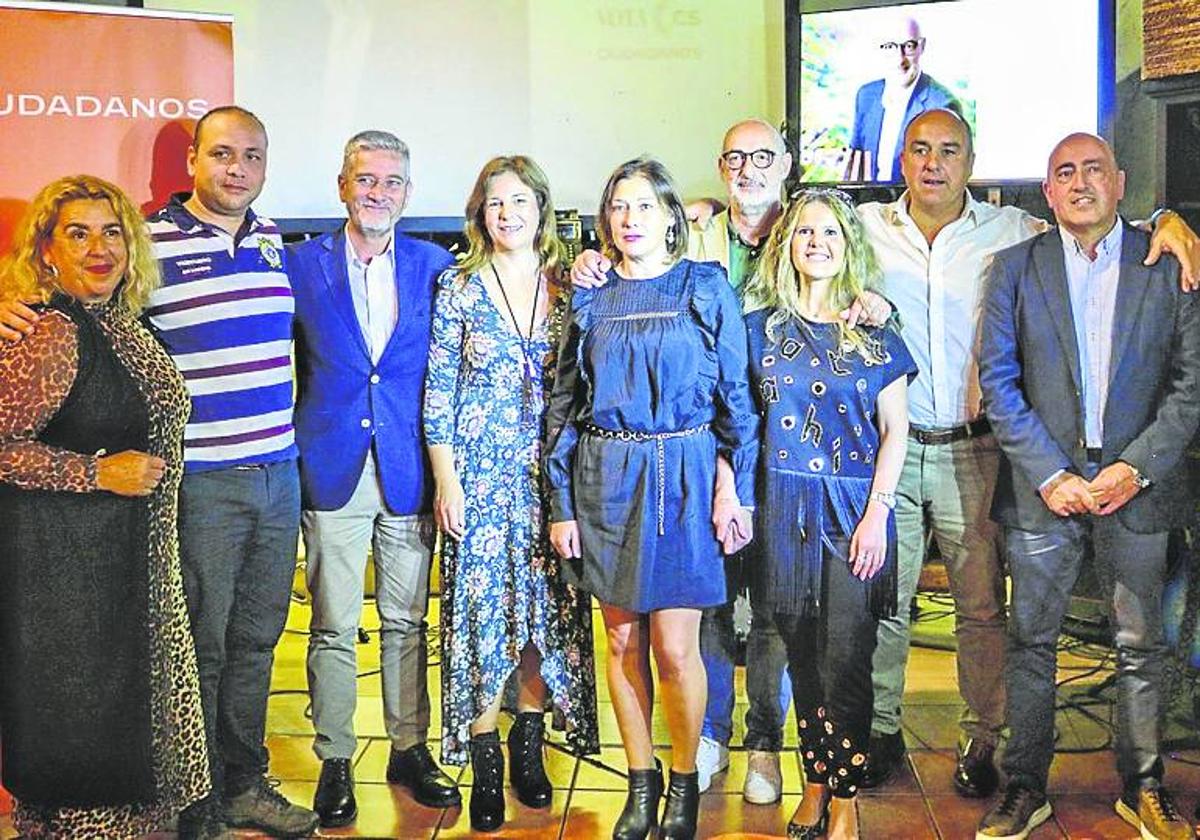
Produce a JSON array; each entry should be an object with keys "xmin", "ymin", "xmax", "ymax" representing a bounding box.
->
[{"xmin": 287, "ymin": 130, "xmax": 460, "ymax": 829}]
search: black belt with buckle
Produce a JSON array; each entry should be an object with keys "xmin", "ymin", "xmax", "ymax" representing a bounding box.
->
[
  {"xmin": 908, "ymin": 417, "xmax": 992, "ymax": 446},
  {"xmin": 1085, "ymin": 447, "xmax": 1103, "ymax": 462}
]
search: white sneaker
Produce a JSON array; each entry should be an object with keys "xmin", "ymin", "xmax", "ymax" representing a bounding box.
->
[
  {"xmin": 695, "ymin": 736, "xmax": 729, "ymax": 793},
  {"xmin": 742, "ymin": 750, "xmax": 783, "ymax": 804}
]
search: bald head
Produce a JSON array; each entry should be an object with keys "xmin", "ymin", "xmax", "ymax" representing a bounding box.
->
[
  {"xmin": 905, "ymin": 108, "xmax": 973, "ymax": 158},
  {"xmin": 1042, "ymin": 132, "xmax": 1124, "ymax": 249},
  {"xmin": 1046, "ymin": 132, "xmax": 1117, "ymax": 177},
  {"xmin": 722, "ymin": 119, "xmax": 787, "ymax": 156},
  {"xmin": 719, "ymin": 118, "xmax": 792, "ymax": 216}
]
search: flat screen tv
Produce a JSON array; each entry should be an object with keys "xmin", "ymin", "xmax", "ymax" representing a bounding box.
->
[{"xmin": 790, "ymin": 0, "xmax": 1115, "ymax": 184}]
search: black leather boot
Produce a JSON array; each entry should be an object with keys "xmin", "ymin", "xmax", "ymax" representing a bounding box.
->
[
  {"xmin": 508, "ymin": 711, "xmax": 553, "ymax": 808},
  {"xmin": 612, "ymin": 758, "xmax": 664, "ymax": 840},
  {"xmin": 469, "ymin": 731, "xmax": 505, "ymax": 832},
  {"xmin": 659, "ymin": 768, "xmax": 700, "ymax": 839}
]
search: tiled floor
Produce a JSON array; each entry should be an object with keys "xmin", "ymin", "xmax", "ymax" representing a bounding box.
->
[{"xmin": 4, "ymin": 592, "xmax": 1200, "ymax": 838}]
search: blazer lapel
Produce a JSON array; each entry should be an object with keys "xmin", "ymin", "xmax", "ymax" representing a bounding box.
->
[
  {"xmin": 321, "ymin": 228, "xmax": 371, "ymax": 360},
  {"xmin": 1107, "ymin": 223, "xmax": 1152, "ymax": 389},
  {"xmin": 1031, "ymin": 230, "xmax": 1083, "ymax": 393}
]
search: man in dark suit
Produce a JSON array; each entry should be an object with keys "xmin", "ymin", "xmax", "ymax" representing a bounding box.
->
[
  {"xmin": 977, "ymin": 133, "xmax": 1200, "ymax": 840},
  {"xmin": 288, "ymin": 131, "xmax": 460, "ymax": 827},
  {"xmin": 845, "ymin": 17, "xmax": 961, "ymax": 183}
]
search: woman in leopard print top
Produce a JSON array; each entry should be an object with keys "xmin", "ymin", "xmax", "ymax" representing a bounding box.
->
[{"xmin": 0, "ymin": 176, "xmax": 209, "ymax": 838}]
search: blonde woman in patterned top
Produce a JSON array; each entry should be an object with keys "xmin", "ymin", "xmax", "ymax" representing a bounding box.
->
[{"xmin": 0, "ymin": 175, "xmax": 209, "ymax": 839}]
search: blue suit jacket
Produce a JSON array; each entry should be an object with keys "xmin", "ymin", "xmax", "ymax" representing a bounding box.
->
[
  {"xmin": 978, "ymin": 224, "xmax": 1200, "ymax": 533},
  {"xmin": 289, "ymin": 228, "xmax": 454, "ymax": 513},
  {"xmin": 849, "ymin": 72, "xmax": 961, "ymax": 182}
]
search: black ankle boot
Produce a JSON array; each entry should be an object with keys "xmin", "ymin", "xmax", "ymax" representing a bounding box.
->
[
  {"xmin": 659, "ymin": 768, "xmax": 700, "ymax": 839},
  {"xmin": 469, "ymin": 731, "xmax": 505, "ymax": 832},
  {"xmin": 508, "ymin": 711, "xmax": 552, "ymax": 808},
  {"xmin": 612, "ymin": 758, "xmax": 664, "ymax": 840}
]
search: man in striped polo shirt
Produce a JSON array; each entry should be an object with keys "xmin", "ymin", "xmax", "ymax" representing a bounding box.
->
[{"xmin": 144, "ymin": 106, "xmax": 318, "ymax": 840}]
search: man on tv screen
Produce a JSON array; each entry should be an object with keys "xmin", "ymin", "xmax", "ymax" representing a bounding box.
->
[{"xmin": 845, "ymin": 16, "xmax": 962, "ymax": 183}]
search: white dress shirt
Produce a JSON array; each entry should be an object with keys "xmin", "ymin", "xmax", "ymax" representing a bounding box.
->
[
  {"xmin": 345, "ymin": 230, "xmax": 398, "ymax": 364},
  {"xmin": 1063, "ymin": 219, "xmax": 1123, "ymax": 448},
  {"xmin": 857, "ymin": 192, "xmax": 1047, "ymax": 428},
  {"xmin": 875, "ymin": 77, "xmax": 918, "ymax": 181}
]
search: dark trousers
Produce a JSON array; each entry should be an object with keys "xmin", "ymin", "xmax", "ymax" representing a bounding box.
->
[
  {"xmin": 775, "ymin": 535, "xmax": 878, "ymax": 797},
  {"xmin": 178, "ymin": 459, "xmax": 301, "ymax": 801},
  {"xmin": 699, "ymin": 556, "xmax": 791, "ymax": 750},
  {"xmin": 1002, "ymin": 510, "xmax": 1168, "ymax": 795}
]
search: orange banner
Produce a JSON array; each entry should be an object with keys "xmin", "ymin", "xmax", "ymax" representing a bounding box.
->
[{"xmin": 0, "ymin": 1, "xmax": 233, "ymax": 251}]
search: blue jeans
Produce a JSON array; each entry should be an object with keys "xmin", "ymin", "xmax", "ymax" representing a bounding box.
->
[
  {"xmin": 178, "ymin": 459, "xmax": 301, "ymax": 799},
  {"xmin": 699, "ymin": 560, "xmax": 791, "ymax": 750},
  {"xmin": 1003, "ymin": 510, "xmax": 1168, "ymax": 795}
]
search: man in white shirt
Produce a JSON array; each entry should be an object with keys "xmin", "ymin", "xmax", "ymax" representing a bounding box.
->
[
  {"xmin": 845, "ymin": 17, "xmax": 961, "ymax": 183},
  {"xmin": 858, "ymin": 108, "xmax": 1036, "ymax": 796}
]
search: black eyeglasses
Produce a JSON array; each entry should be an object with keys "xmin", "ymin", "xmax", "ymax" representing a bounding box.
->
[
  {"xmin": 720, "ymin": 148, "xmax": 777, "ymax": 171},
  {"xmin": 879, "ymin": 38, "xmax": 924, "ymax": 56}
]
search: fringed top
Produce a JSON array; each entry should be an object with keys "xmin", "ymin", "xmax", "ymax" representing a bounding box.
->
[{"xmin": 745, "ymin": 309, "xmax": 916, "ymax": 617}]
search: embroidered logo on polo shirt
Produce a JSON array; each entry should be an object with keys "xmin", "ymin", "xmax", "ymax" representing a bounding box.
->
[{"xmin": 259, "ymin": 239, "xmax": 283, "ymax": 269}]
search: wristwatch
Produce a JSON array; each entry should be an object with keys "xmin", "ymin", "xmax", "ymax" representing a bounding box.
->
[
  {"xmin": 1127, "ymin": 464, "xmax": 1152, "ymax": 489},
  {"xmin": 869, "ymin": 490, "xmax": 897, "ymax": 510}
]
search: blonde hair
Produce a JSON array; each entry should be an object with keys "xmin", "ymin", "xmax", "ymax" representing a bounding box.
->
[
  {"xmin": 0, "ymin": 175, "xmax": 161, "ymax": 314},
  {"xmin": 743, "ymin": 188, "xmax": 881, "ymax": 354},
  {"xmin": 457, "ymin": 155, "xmax": 567, "ymax": 283}
]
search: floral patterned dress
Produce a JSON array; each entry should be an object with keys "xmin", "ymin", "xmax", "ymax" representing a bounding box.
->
[{"xmin": 423, "ymin": 269, "xmax": 599, "ymax": 766}]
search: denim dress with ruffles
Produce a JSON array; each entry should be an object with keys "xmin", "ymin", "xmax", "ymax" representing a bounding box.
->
[{"xmin": 544, "ymin": 259, "xmax": 758, "ymax": 612}]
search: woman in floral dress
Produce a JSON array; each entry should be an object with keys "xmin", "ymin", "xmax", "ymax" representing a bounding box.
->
[{"xmin": 423, "ymin": 155, "xmax": 598, "ymax": 833}]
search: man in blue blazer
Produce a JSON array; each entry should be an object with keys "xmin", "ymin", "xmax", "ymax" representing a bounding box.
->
[
  {"xmin": 977, "ymin": 133, "xmax": 1200, "ymax": 840},
  {"xmin": 288, "ymin": 130, "xmax": 459, "ymax": 827},
  {"xmin": 845, "ymin": 17, "xmax": 961, "ymax": 182}
]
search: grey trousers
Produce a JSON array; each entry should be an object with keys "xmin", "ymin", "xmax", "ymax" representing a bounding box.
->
[
  {"xmin": 303, "ymin": 452, "xmax": 434, "ymax": 760},
  {"xmin": 871, "ymin": 433, "xmax": 1007, "ymax": 745},
  {"xmin": 1003, "ymin": 513, "xmax": 1168, "ymax": 794}
]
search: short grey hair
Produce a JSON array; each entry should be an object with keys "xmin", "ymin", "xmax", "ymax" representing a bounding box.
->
[{"xmin": 341, "ymin": 130, "xmax": 410, "ymax": 176}]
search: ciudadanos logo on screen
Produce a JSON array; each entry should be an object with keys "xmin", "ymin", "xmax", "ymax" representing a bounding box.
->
[{"xmin": 0, "ymin": 93, "xmax": 211, "ymax": 120}]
